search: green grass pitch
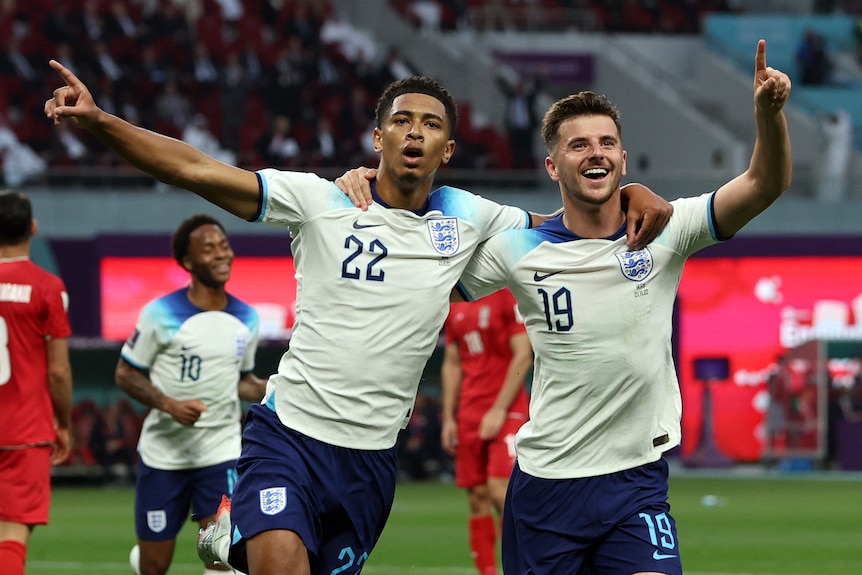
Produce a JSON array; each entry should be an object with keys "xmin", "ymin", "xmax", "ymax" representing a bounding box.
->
[{"xmin": 26, "ymin": 473, "xmax": 862, "ymax": 574}]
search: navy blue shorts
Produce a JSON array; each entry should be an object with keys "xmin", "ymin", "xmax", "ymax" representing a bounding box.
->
[
  {"xmin": 228, "ymin": 403, "xmax": 398, "ymax": 574},
  {"xmin": 502, "ymin": 458, "xmax": 682, "ymax": 575},
  {"xmin": 134, "ymin": 458, "xmax": 237, "ymax": 541}
]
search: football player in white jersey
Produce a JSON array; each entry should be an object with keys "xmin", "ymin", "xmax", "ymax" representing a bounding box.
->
[
  {"xmin": 117, "ymin": 214, "xmax": 265, "ymax": 575},
  {"xmin": 455, "ymin": 40, "xmax": 791, "ymax": 575},
  {"xmin": 45, "ymin": 64, "xmax": 672, "ymax": 575}
]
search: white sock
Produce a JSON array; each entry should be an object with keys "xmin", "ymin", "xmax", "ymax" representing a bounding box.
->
[
  {"xmin": 214, "ymin": 504, "xmax": 232, "ymax": 564},
  {"xmin": 129, "ymin": 544, "xmax": 141, "ymax": 575}
]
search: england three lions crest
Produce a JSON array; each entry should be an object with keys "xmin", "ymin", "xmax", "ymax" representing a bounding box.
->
[
  {"xmin": 427, "ymin": 218, "xmax": 459, "ymax": 256},
  {"xmin": 259, "ymin": 487, "xmax": 287, "ymax": 515},
  {"xmin": 615, "ymin": 247, "xmax": 653, "ymax": 282}
]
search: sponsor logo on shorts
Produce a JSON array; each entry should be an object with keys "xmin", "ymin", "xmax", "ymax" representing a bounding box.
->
[
  {"xmin": 147, "ymin": 510, "xmax": 167, "ymax": 533},
  {"xmin": 653, "ymin": 550, "xmax": 677, "ymax": 560},
  {"xmin": 260, "ymin": 487, "xmax": 287, "ymax": 515}
]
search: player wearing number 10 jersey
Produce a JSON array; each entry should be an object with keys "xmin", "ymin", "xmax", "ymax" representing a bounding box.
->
[
  {"xmin": 116, "ymin": 214, "xmax": 265, "ymax": 575},
  {"xmin": 0, "ymin": 190, "xmax": 73, "ymax": 575}
]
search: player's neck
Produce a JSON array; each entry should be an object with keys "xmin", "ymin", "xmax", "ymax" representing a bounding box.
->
[
  {"xmin": 561, "ymin": 194, "xmax": 624, "ymax": 238},
  {"xmin": 375, "ymin": 171, "xmax": 434, "ymax": 211},
  {"xmin": 186, "ymin": 282, "xmax": 228, "ymax": 311},
  {"xmin": 0, "ymin": 244, "xmax": 30, "ymax": 260}
]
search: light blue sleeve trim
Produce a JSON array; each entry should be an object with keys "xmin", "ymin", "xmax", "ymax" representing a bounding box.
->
[
  {"xmin": 254, "ymin": 171, "xmax": 269, "ymax": 223},
  {"xmin": 119, "ymin": 352, "xmax": 149, "ymax": 371},
  {"xmin": 706, "ymin": 191, "xmax": 723, "ymax": 241}
]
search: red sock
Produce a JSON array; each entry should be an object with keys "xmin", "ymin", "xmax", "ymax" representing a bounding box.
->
[
  {"xmin": 0, "ymin": 540, "xmax": 27, "ymax": 575},
  {"xmin": 468, "ymin": 515, "xmax": 497, "ymax": 575}
]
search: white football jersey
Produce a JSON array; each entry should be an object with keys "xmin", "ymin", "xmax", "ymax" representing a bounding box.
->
[
  {"xmin": 254, "ymin": 169, "xmax": 529, "ymax": 449},
  {"xmin": 121, "ymin": 289, "xmax": 259, "ymax": 470},
  {"xmin": 457, "ymin": 192, "xmax": 721, "ymax": 479}
]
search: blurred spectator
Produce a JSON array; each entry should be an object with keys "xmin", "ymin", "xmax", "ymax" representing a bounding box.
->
[
  {"xmin": 69, "ymin": 399, "xmax": 104, "ymax": 467},
  {"xmin": 92, "ymin": 40, "xmax": 124, "ymax": 82},
  {"xmin": 306, "ymin": 116, "xmax": 338, "ymax": 167},
  {"xmin": 0, "ymin": 36, "xmax": 38, "ymax": 104},
  {"xmin": 397, "ymin": 393, "xmax": 447, "ymax": 480},
  {"xmin": 154, "ymin": 78, "xmax": 192, "ymax": 136},
  {"xmin": 816, "ymin": 109, "xmax": 853, "ymax": 202},
  {"xmin": 182, "ymin": 113, "xmax": 237, "ymax": 166},
  {"xmin": 42, "ymin": 0, "xmax": 83, "ymax": 45},
  {"xmin": 52, "ymin": 121, "xmax": 91, "ymax": 165},
  {"xmin": 265, "ymin": 39, "xmax": 309, "ymax": 119},
  {"xmin": 99, "ymin": 399, "xmax": 143, "ymax": 483},
  {"xmin": 497, "ymin": 74, "xmax": 540, "ymax": 169},
  {"xmin": 219, "ymin": 49, "xmax": 249, "ymax": 154},
  {"xmin": 382, "ymin": 46, "xmax": 417, "ymax": 83},
  {"xmin": 214, "ymin": 0, "xmax": 244, "ymax": 22},
  {"xmin": 256, "ymin": 114, "xmax": 301, "ymax": 167},
  {"xmin": 408, "ymin": 0, "xmax": 444, "ymax": 32},
  {"xmin": 239, "ymin": 43, "xmax": 264, "ymax": 87},
  {"xmin": 0, "ymin": 120, "xmax": 47, "ymax": 187},
  {"xmin": 191, "ymin": 40, "xmax": 220, "ymax": 90},
  {"xmin": 81, "ymin": 0, "xmax": 108, "ymax": 43},
  {"xmin": 796, "ymin": 28, "xmax": 832, "ymax": 86}
]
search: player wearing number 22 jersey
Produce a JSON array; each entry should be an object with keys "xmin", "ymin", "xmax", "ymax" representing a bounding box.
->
[{"xmin": 225, "ymin": 169, "xmax": 529, "ymax": 573}]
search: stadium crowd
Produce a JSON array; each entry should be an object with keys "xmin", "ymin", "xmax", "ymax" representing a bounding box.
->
[{"xmin": 0, "ymin": 0, "xmax": 749, "ymax": 187}]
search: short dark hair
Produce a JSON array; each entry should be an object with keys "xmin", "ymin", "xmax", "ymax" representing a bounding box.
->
[
  {"xmin": 375, "ymin": 76, "xmax": 458, "ymax": 137},
  {"xmin": 541, "ymin": 91, "xmax": 622, "ymax": 154},
  {"xmin": 171, "ymin": 214, "xmax": 226, "ymax": 267},
  {"xmin": 0, "ymin": 190, "xmax": 34, "ymax": 246}
]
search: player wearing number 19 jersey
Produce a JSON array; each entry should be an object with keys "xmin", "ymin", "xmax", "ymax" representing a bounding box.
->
[
  {"xmin": 0, "ymin": 190, "xmax": 73, "ymax": 575},
  {"xmin": 456, "ymin": 53, "xmax": 792, "ymax": 575},
  {"xmin": 458, "ymin": 194, "xmax": 719, "ymax": 575}
]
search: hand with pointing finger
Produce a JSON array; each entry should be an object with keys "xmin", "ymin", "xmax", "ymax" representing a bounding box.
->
[
  {"xmin": 44, "ymin": 59, "xmax": 103, "ymax": 129},
  {"xmin": 753, "ymin": 39, "xmax": 791, "ymax": 113}
]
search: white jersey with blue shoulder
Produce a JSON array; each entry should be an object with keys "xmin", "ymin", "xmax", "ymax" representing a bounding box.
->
[
  {"xmin": 254, "ymin": 168, "xmax": 530, "ymax": 450},
  {"xmin": 456, "ymin": 192, "xmax": 722, "ymax": 479},
  {"xmin": 120, "ymin": 288, "xmax": 259, "ymax": 470}
]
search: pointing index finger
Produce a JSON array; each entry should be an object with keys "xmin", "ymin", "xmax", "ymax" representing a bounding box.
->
[
  {"xmin": 755, "ymin": 39, "xmax": 767, "ymax": 74},
  {"xmin": 49, "ymin": 59, "xmax": 81, "ymax": 87}
]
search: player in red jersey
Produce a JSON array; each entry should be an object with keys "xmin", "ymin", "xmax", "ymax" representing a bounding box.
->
[
  {"xmin": 0, "ymin": 190, "xmax": 73, "ymax": 575},
  {"xmin": 441, "ymin": 289, "xmax": 532, "ymax": 575}
]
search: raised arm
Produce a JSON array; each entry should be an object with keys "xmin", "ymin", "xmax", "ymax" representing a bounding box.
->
[
  {"xmin": 44, "ymin": 60, "xmax": 260, "ymax": 220},
  {"xmin": 712, "ymin": 40, "xmax": 792, "ymax": 238}
]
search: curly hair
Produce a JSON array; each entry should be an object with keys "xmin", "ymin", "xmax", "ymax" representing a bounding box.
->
[{"xmin": 375, "ymin": 76, "xmax": 458, "ymax": 138}]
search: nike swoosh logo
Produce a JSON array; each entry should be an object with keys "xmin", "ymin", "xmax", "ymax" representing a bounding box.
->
[
  {"xmin": 652, "ymin": 550, "xmax": 678, "ymax": 560},
  {"xmin": 533, "ymin": 270, "xmax": 564, "ymax": 282},
  {"xmin": 353, "ymin": 219, "xmax": 383, "ymax": 229}
]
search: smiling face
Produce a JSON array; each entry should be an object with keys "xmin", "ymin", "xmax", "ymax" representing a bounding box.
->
[
  {"xmin": 183, "ymin": 224, "xmax": 234, "ymax": 289},
  {"xmin": 545, "ymin": 113, "xmax": 626, "ymax": 207},
  {"xmin": 373, "ymin": 93, "xmax": 455, "ymax": 191}
]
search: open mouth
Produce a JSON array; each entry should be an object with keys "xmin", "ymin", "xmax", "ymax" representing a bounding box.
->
[{"xmin": 582, "ymin": 168, "xmax": 608, "ymax": 179}]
